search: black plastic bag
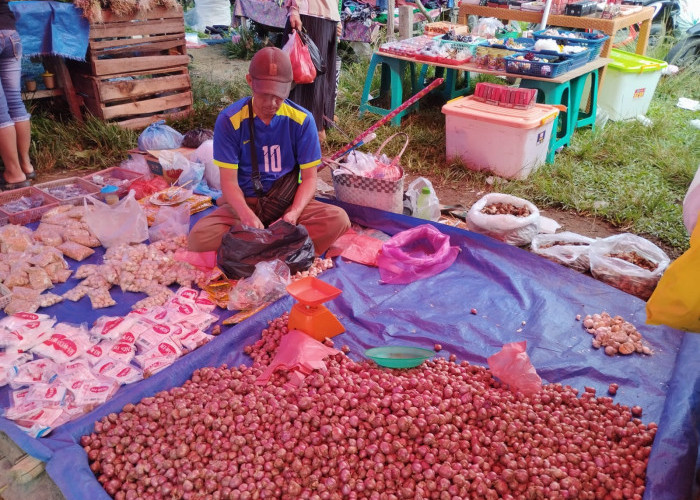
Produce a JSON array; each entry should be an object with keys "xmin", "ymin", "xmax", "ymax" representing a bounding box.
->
[
  {"xmin": 217, "ymin": 220, "xmax": 315, "ymax": 279},
  {"xmin": 298, "ymin": 29, "xmax": 326, "ymax": 75},
  {"xmin": 182, "ymin": 128, "xmax": 214, "ymax": 148}
]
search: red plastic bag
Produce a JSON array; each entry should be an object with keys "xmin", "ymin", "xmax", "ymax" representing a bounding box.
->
[
  {"xmin": 376, "ymin": 224, "xmax": 460, "ymax": 284},
  {"xmin": 487, "ymin": 341, "xmax": 542, "ymax": 395},
  {"xmin": 282, "ymin": 31, "xmax": 316, "ymax": 84},
  {"xmin": 129, "ymin": 176, "xmax": 169, "ymax": 200}
]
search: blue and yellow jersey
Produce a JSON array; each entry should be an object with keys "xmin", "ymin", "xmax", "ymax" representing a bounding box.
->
[{"xmin": 213, "ymin": 97, "xmax": 321, "ymax": 197}]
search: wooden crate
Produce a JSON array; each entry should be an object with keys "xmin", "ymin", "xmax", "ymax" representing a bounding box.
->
[{"xmin": 70, "ymin": 7, "xmax": 193, "ymax": 129}]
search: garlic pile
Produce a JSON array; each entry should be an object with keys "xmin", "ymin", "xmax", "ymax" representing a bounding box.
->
[{"xmin": 582, "ymin": 312, "xmax": 652, "ymax": 357}]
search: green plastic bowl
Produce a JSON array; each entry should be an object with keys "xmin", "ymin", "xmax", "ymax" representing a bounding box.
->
[{"xmin": 365, "ymin": 346, "xmax": 434, "ymax": 369}]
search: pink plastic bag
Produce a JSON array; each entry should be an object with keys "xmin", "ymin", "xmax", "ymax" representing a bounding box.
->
[
  {"xmin": 487, "ymin": 341, "xmax": 542, "ymax": 396},
  {"xmin": 376, "ymin": 224, "xmax": 460, "ymax": 284},
  {"xmin": 256, "ymin": 330, "xmax": 339, "ymax": 388}
]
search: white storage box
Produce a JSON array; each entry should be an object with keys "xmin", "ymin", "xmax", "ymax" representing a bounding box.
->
[
  {"xmin": 442, "ymin": 96, "xmax": 559, "ymax": 180},
  {"xmin": 598, "ymin": 49, "xmax": 668, "ymax": 121}
]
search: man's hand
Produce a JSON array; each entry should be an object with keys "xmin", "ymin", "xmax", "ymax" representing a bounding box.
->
[
  {"xmin": 239, "ymin": 209, "xmax": 265, "ymax": 229},
  {"xmin": 337, "ymin": 22, "xmax": 342, "ymax": 38},
  {"xmin": 289, "ymin": 10, "xmax": 302, "ymax": 31},
  {"xmin": 281, "ymin": 206, "xmax": 303, "ymax": 226}
]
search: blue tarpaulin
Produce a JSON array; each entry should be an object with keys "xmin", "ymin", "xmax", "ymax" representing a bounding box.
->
[
  {"xmin": 0, "ymin": 201, "xmax": 697, "ymax": 499},
  {"xmin": 9, "ymin": 1, "xmax": 89, "ymax": 61}
]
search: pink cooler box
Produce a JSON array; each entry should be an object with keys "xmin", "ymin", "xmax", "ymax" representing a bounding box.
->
[{"xmin": 442, "ymin": 96, "xmax": 559, "ymax": 180}]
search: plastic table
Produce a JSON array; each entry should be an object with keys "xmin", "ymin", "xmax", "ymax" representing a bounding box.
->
[
  {"xmin": 359, "ymin": 52, "xmax": 610, "ymax": 162},
  {"xmin": 457, "ymin": 5, "xmax": 655, "ymax": 60}
]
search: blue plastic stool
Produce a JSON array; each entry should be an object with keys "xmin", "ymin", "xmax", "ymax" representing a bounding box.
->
[
  {"xmin": 570, "ymin": 69, "xmax": 599, "ymax": 130},
  {"xmin": 359, "ymin": 53, "xmax": 421, "ymax": 126},
  {"xmin": 519, "ymin": 79, "xmax": 573, "ymax": 164}
]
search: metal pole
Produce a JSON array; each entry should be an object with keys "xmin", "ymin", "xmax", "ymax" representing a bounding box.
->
[{"xmin": 539, "ymin": 0, "xmax": 554, "ymax": 30}]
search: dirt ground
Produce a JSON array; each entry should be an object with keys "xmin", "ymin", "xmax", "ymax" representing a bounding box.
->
[{"xmin": 187, "ymin": 43, "xmax": 634, "ymax": 247}]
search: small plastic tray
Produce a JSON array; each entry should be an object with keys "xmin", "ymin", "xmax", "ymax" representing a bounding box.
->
[
  {"xmin": 0, "ymin": 186, "xmax": 60, "ymax": 225},
  {"xmin": 481, "ymin": 37, "xmax": 535, "ymax": 52},
  {"xmin": 0, "ymin": 283, "xmax": 11, "ymax": 310},
  {"xmin": 533, "ymin": 30, "xmax": 609, "ymax": 60},
  {"xmin": 505, "ymin": 53, "xmax": 574, "ymax": 78},
  {"xmin": 286, "ymin": 277, "xmax": 342, "ymax": 306},
  {"xmin": 83, "ymin": 166, "xmax": 144, "ymax": 197},
  {"xmin": 35, "ymin": 177, "xmax": 101, "ymax": 206},
  {"xmin": 365, "ymin": 346, "xmax": 434, "ymax": 368}
]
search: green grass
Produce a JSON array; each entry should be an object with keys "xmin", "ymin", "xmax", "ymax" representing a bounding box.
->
[
  {"xmin": 328, "ymin": 50, "xmax": 698, "ymax": 256},
  {"xmin": 26, "ymin": 38, "xmax": 697, "ymax": 256}
]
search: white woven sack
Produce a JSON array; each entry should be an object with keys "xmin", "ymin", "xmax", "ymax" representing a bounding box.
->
[
  {"xmin": 467, "ymin": 193, "xmax": 540, "ymax": 246},
  {"xmin": 332, "ymin": 171, "xmax": 405, "ymax": 214}
]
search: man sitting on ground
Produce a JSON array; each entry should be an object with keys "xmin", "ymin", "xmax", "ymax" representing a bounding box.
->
[{"xmin": 188, "ymin": 47, "xmax": 350, "ymax": 255}]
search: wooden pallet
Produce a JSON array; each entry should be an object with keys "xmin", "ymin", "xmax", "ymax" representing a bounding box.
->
[{"xmin": 69, "ymin": 7, "xmax": 193, "ymax": 129}]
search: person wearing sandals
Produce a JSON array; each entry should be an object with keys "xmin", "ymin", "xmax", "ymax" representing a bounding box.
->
[
  {"xmin": 284, "ymin": 0, "xmax": 340, "ymax": 141},
  {"xmin": 188, "ymin": 47, "xmax": 350, "ymax": 255},
  {"xmin": 0, "ymin": 1, "xmax": 34, "ymax": 191}
]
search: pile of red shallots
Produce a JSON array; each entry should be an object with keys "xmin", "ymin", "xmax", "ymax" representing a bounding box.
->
[{"xmin": 82, "ymin": 315, "xmax": 655, "ymax": 500}]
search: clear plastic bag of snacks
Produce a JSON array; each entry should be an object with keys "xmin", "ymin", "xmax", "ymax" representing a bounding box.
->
[
  {"xmin": 57, "ymin": 241, "xmax": 95, "ymax": 262},
  {"xmin": 87, "ymin": 288, "xmax": 116, "ymax": 310},
  {"xmin": 27, "ymin": 267, "xmax": 53, "ymax": 292},
  {"xmin": 62, "ymin": 285, "xmax": 89, "ymax": 302},
  {"xmin": 38, "ymin": 292, "xmax": 63, "ymax": 308},
  {"xmin": 63, "ymin": 228, "xmax": 101, "ymax": 248}
]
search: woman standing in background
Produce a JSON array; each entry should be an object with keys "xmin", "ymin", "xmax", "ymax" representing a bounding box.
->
[
  {"xmin": 284, "ymin": 0, "xmax": 340, "ymax": 141},
  {"xmin": 0, "ymin": 0, "xmax": 34, "ymax": 190}
]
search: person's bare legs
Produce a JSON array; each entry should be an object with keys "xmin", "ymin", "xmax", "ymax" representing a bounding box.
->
[
  {"xmin": 0, "ymin": 124, "xmax": 26, "ymax": 184},
  {"xmin": 15, "ymin": 119, "xmax": 33, "ymax": 176}
]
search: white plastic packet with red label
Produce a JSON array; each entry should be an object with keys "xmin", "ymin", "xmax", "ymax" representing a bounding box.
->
[
  {"xmin": 73, "ymin": 379, "xmax": 119, "ymax": 407},
  {"xmin": 82, "ymin": 341, "xmax": 115, "ymax": 366},
  {"xmin": 0, "ymin": 313, "xmax": 56, "ymax": 351},
  {"xmin": 196, "ymin": 291, "xmax": 217, "ymax": 313},
  {"xmin": 0, "ymin": 312, "xmax": 53, "ymax": 331},
  {"xmin": 60, "ymin": 360, "xmax": 99, "ymax": 394},
  {"xmin": 174, "ymin": 326, "xmax": 211, "ymax": 351},
  {"xmin": 26, "ymin": 382, "xmax": 67, "ymax": 406},
  {"xmin": 12, "ymin": 406, "xmax": 64, "ymax": 438},
  {"xmin": 0, "ymin": 352, "xmax": 33, "ymax": 387},
  {"xmin": 31, "ymin": 323, "xmax": 95, "ymax": 364},
  {"xmin": 134, "ymin": 323, "xmax": 183, "ymax": 352},
  {"xmin": 164, "ymin": 299, "xmax": 199, "ymax": 324},
  {"xmin": 89, "ymin": 316, "xmax": 138, "ymax": 341},
  {"xmin": 175, "ymin": 287, "xmax": 199, "ymax": 303},
  {"xmin": 128, "ymin": 306, "xmax": 169, "ymax": 324},
  {"xmin": 134, "ymin": 338, "xmax": 182, "ymax": 371},
  {"xmin": 117, "ymin": 321, "xmax": 150, "ymax": 345},
  {"xmin": 9, "ymin": 358, "xmax": 58, "ymax": 389},
  {"xmin": 106, "ymin": 341, "xmax": 137, "ymax": 364},
  {"xmin": 94, "ymin": 359, "xmax": 142, "ymax": 385},
  {"xmin": 10, "ymin": 388, "xmax": 30, "ymax": 407}
]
